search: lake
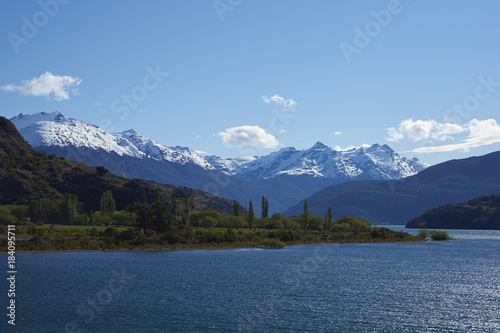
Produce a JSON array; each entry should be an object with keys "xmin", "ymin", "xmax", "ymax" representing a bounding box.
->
[{"xmin": 3, "ymin": 227, "xmax": 499, "ymax": 332}]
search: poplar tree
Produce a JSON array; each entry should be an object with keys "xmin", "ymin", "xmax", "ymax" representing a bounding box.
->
[
  {"xmin": 324, "ymin": 206, "xmax": 333, "ymax": 231},
  {"xmin": 301, "ymin": 200, "xmax": 310, "ymax": 230},
  {"xmin": 61, "ymin": 194, "xmax": 79, "ymax": 224},
  {"xmin": 232, "ymin": 200, "xmax": 240, "ymax": 216},
  {"xmin": 247, "ymin": 199, "xmax": 255, "ymax": 229},
  {"xmin": 100, "ymin": 190, "xmax": 115, "ymax": 216},
  {"xmin": 265, "ymin": 198, "xmax": 269, "ymax": 218},
  {"xmin": 261, "ymin": 196, "xmax": 269, "ymax": 219}
]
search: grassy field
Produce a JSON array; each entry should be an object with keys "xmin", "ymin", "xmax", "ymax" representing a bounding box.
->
[
  {"xmin": 0, "ymin": 222, "xmax": 426, "ymax": 253},
  {"xmin": 44, "ymin": 225, "xmax": 130, "ymax": 232}
]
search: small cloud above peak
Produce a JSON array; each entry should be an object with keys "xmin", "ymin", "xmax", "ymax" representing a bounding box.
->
[
  {"xmin": 261, "ymin": 94, "xmax": 297, "ymax": 110},
  {"xmin": 219, "ymin": 125, "xmax": 279, "ymax": 148}
]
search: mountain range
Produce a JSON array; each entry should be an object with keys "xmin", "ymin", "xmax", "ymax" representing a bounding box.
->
[
  {"xmin": 10, "ymin": 112, "xmax": 429, "ymax": 213},
  {"xmin": 285, "ymin": 150, "xmax": 500, "ymax": 224}
]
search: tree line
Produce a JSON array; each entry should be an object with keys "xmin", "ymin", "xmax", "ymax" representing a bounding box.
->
[{"xmin": 5, "ymin": 189, "xmax": 342, "ymax": 234}]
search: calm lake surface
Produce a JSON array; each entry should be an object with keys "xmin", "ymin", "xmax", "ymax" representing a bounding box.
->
[{"xmin": 3, "ymin": 227, "xmax": 499, "ymax": 332}]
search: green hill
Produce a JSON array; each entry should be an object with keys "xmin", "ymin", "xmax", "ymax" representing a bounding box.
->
[{"xmin": 406, "ymin": 195, "xmax": 500, "ymax": 230}]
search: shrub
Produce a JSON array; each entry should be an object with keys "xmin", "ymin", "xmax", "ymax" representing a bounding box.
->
[
  {"xmin": 223, "ymin": 228, "xmax": 238, "ymax": 243},
  {"xmin": 417, "ymin": 229, "xmax": 429, "ymax": 240},
  {"xmin": 116, "ymin": 229, "xmax": 138, "ymax": 241},
  {"xmin": 189, "ymin": 210, "xmax": 221, "ymax": 227},
  {"xmin": 429, "ymin": 230, "xmax": 452, "ymax": 241},
  {"xmin": 261, "ymin": 238, "xmax": 285, "ymax": 249},
  {"xmin": 89, "ymin": 228, "xmax": 99, "ymax": 237},
  {"xmin": 102, "ymin": 227, "xmax": 118, "ymax": 237},
  {"xmin": 96, "ymin": 166, "xmax": 109, "ymax": 176}
]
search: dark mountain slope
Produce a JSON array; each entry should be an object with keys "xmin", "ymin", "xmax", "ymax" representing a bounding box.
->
[
  {"xmin": 284, "ymin": 151, "xmax": 500, "ymax": 224},
  {"xmin": 407, "ymin": 194, "xmax": 500, "ymax": 230},
  {"xmin": 0, "ymin": 116, "xmax": 31, "ymax": 158},
  {"xmin": 0, "ymin": 117, "xmax": 240, "ymax": 215},
  {"xmin": 38, "ymin": 145, "xmax": 330, "ymax": 213}
]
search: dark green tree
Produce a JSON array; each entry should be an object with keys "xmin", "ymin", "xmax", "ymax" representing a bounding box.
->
[
  {"xmin": 100, "ymin": 190, "xmax": 115, "ymax": 216},
  {"xmin": 60, "ymin": 193, "xmax": 80, "ymax": 224},
  {"xmin": 301, "ymin": 200, "xmax": 310, "ymax": 230},
  {"xmin": 128, "ymin": 203, "xmax": 152, "ymax": 234},
  {"xmin": 155, "ymin": 188, "xmax": 160, "ymax": 202},
  {"xmin": 232, "ymin": 200, "xmax": 240, "ymax": 216},
  {"xmin": 170, "ymin": 191, "xmax": 178, "ymax": 215},
  {"xmin": 324, "ymin": 206, "xmax": 333, "ymax": 231},
  {"xmin": 247, "ymin": 199, "xmax": 256, "ymax": 229},
  {"xmin": 261, "ymin": 196, "xmax": 269, "ymax": 219},
  {"xmin": 150, "ymin": 201, "xmax": 174, "ymax": 234},
  {"xmin": 142, "ymin": 189, "xmax": 148, "ymax": 204},
  {"xmin": 181, "ymin": 194, "xmax": 190, "ymax": 225},
  {"xmin": 96, "ymin": 166, "xmax": 109, "ymax": 177},
  {"xmin": 265, "ymin": 198, "xmax": 269, "ymax": 218},
  {"xmin": 28, "ymin": 198, "xmax": 60, "ymax": 224}
]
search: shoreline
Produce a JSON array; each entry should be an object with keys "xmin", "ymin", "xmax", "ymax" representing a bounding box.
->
[{"xmin": 5, "ymin": 239, "xmax": 427, "ymax": 255}]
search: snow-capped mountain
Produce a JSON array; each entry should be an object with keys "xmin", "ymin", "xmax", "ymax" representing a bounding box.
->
[
  {"xmin": 12, "ymin": 112, "xmax": 146, "ymax": 158},
  {"xmin": 208, "ymin": 141, "xmax": 428, "ymax": 182},
  {"xmin": 342, "ymin": 144, "xmax": 427, "ymax": 179},
  {"xmin": 113, "ymin": 129, "xmax": 214, "ymax": 169},
  {"xmin": 10, "ymin": 112, "xmax": 213, "ymax": 169},
  {"xmin": 204, "ymin": 155, "xmax": 241, "ymax": 174},
  {"xmin": 11, "ymin": 112, "xmax": 428, "ymax": 185}
]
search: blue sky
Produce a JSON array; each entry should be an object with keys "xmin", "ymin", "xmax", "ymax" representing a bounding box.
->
[{"xmin": 1, "ymin": 0, "xmax": 500, "ymax": 165}]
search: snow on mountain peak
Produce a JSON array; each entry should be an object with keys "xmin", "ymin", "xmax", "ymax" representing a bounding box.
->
[
  {"xmin": 10, "ymin": 111, "xmax": 67, "ymax": 130},
  {"xmin": 10, "ymin": 112, "xmax": 428, "ymax": 183},
  {"xmin": 229, "ymin": 141, "xmax": 428, "ymax": 181},
  {"xmin": 11, "ymin": 113, "xmax": 211, "ymax": 168},
  {"xmin": 112, "ymin": 129, "xmax": 213, "ymax": 169}
]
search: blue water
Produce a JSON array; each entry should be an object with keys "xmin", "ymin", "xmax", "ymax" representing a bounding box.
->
[{"xmin": 2, "ymin": 228, "xmax": 499, "ymax": 332}]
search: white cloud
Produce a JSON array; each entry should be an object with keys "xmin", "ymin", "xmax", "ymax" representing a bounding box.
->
[
  {"xmin": 1, "ymin": 72, "xmax": 82, "ymax": 101},
  {"xmin": 219, "ymin": 125, "xmax": 279, "ymax": 148},
  {"xmin": 386, "ymin": 126, "xmax": 404, "ymax": 142},
  {"xmin": 334, "ymin": 131, "xmax": 342, "ymax": 136},
  {"xmin": 399, "ymin": 119, "xmax": 437, "ymax": 141},
  {"xmin": 386, "ymin": 118, "xmax": 465, "ymax": 142},
  {"xmin": 413, "ymin": 119, "xmax": 500, "ymax": 153},
  {"xmin": 261, "ymin": 94, "xmax": 297, "ymax": 110}
]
